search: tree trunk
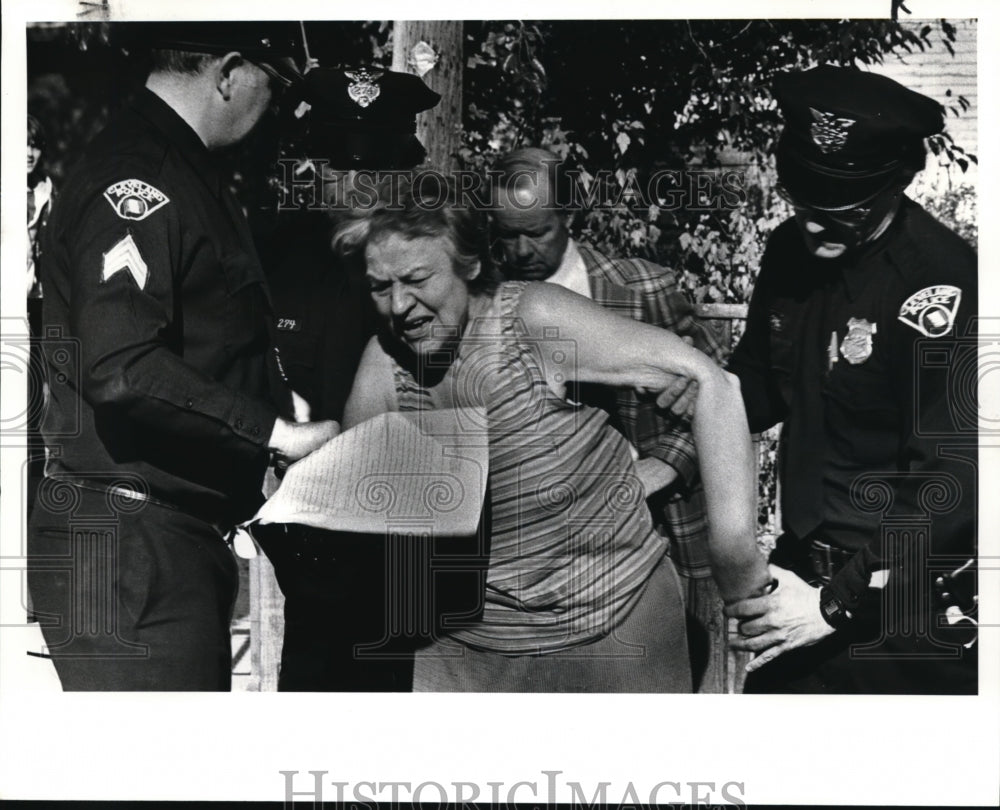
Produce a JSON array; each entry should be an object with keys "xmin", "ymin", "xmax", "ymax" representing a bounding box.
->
[{"xmin": 391, "ymin": 20, "xmax": 463, "ymax": 172}]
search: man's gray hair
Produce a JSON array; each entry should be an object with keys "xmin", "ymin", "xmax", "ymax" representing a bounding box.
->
[{"xmin": 149, "ymin": 48, "xmax": 218, "ymax": 76}]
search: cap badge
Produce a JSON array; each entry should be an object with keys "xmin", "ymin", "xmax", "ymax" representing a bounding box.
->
[
  {"xmin": 840, "ymin": 318, "xmax": 876, "ymax": 364},
  {"xmin": 346, "ymin": 68, "xmax": 383, "ymax": 108},
  {"xmin": 809, "ymin": 107, "xmax": 857, "ymax": 154},
  {"xmin": 898, "ymin": 285, "xmax": 962, "ymax": 338},
  {"xmin": 104, "ymin": 179, "xmax": 169, "ymax": 221}
]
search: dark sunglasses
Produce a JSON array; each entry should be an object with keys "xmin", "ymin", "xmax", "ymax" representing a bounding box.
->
[{"xmin": 775, "ymin": 182, "xmax": 874, "ymax": 224}]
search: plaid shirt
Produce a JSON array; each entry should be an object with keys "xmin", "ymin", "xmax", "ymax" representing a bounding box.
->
[{"xmin": 576, "ymin": 242, "xmax": 727, "ymax": 577}]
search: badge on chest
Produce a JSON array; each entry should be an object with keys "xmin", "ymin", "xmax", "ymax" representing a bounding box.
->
[{"xmin": 839, "ymin": 317, "xmax": 876, "ymax": 365}]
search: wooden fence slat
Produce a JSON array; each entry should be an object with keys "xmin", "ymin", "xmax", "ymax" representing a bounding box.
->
[{"xmin": 248, "ymin": 553, "xmax": 284, "ymax": 693}]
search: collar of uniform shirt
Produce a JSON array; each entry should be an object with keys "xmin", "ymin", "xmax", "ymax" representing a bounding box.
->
[
  {"xmin": 547, "ymin": 238, "xmax": 592, "ymax": 299},
  {"xmin": 838, "ymin": 199, "xmax": 915, "ymax": 302},
  {"xmin": 876, "ymin": 199, "xmax": 930, "ymax": 286}
]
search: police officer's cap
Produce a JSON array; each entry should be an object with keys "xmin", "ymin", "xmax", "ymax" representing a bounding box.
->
[
  {"xmin": 300, "ymin": 67, "xmax": 441, "ymax": 169},
  {"xmin": 140, "ymin": 22, "xmax": 303, "ymax": 86},
  {"xmin": 774, "ymin": 65, "xmax": 944, "ymax": 210}
]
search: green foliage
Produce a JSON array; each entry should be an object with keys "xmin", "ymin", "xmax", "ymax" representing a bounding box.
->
[
  {"xmin": 915, "ymin": 182, "xmax": 978, "ymax": 248},
  {"xmin": 459, "ymin": 19, "xmax": 977, "ymax": 306},
  {"xmin": 26, "ymin": 24, "xmax": 133, "ymax": 186}
]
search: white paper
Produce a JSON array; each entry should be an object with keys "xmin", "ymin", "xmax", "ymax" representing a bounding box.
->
[{"xmin": 252, "ymin": 409, "xmax": 489, "ymax": 536}]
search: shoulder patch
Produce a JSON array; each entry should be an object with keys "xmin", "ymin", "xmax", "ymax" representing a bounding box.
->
[
  {"xmin": 897, "ymin": 285, "xmax": 962, "ymax": 338},
  {"xmin": 102, "ymin": 234, "xmax": 149, "ymax": 290},
  {"xmin": 103, "ymin": 179, "xmax": 170, "ymax": 221}
]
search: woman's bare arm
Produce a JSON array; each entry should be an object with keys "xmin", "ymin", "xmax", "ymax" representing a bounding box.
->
[
  {"xmin": 517, "ymin": 282, "xmax": 771, "ymax": 602},
  {"xmin": 342, "ymin": 335, "xmax": 398, "ymax": 430}
]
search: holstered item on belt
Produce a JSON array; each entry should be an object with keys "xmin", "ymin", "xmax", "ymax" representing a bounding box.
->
[
  {"xmin": 771, "ymin": 534, "xmax": 855, "ymax": 585},
  {"xmin": 807, "ymin": 539, "xmax": 855, "ymax": 585},
  {"xmin": 931, "ymin": 558, "xmax": 978, "ymax": 648},
  {"xmin": 933, "ymin": 558, "xmax": 977, "ymax": 616}
]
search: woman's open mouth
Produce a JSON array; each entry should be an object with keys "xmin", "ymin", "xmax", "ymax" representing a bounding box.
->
[{"xmin": 400, "ymin": 315, "xmax": 434, "ymax": 340}]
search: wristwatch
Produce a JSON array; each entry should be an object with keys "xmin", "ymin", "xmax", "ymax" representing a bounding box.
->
[{"xmin": 819, "ymin": 586, "xmax": 853, "ymax": 630}]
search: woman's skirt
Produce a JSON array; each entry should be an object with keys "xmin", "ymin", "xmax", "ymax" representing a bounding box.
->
[{"xmin": 411, "ymin": 554, "xmax": 691, "ymax": 692}]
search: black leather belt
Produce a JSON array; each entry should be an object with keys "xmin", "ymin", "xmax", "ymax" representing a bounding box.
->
[{"xmin": 41, "ymin": 475, "xmax": 234, "ymax": 539}]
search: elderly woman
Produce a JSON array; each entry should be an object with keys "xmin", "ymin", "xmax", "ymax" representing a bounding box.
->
[{"xmin": 338, "ymin": 176, "xmax": 769, "ymax": 692}]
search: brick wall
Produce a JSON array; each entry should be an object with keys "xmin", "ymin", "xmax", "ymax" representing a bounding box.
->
[{"xmin": 870, "ymin": 18, "xmax": 978, "ymax": 193}]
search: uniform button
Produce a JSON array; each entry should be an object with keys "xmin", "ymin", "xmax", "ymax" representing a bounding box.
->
[
  {"xmin": 251, "ymin": 426, "xmax": 260, "ymax": 436},
  {"xmin": 235, "ymin": 419, "xmax": 244, "ymax": 430},
  {"xmin": 185, "ymin": 398, "xmax": 194, "ymax": 409}
]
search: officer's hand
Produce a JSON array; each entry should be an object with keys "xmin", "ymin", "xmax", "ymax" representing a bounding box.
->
[
  {"xmin": 653, "ymin": 375, "xmax": 699, "ymax": 420},
  {"xmin": 267, "ymin": 418, "xmax": 340, "ymax": 467},
  {"xmin": 725, "ymin": 564, "xmax": 835, "ymax": 672},
  {"xmin": 653, "ymin": 334, "xmax": 699, "ymax": 419},
  {"xmin": 634, "ymin": 456, "xmax": 679, "ymax": 496}
]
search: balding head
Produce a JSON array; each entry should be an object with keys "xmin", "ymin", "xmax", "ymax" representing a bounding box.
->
[{"xmin": 491, "ymin": 147, "xmax": 570, "ymax": 280}]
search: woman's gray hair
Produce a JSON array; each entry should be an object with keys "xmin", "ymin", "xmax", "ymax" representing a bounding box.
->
[{"xmin": 333, "ymin": 172, "xmax": 501, "ymax": 294}]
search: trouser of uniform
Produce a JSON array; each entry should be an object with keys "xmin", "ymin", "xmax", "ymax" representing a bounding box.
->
[
  {"xmin": 743, "ymin": 534, "xmax": 978, "ymax": 695},
  {"xmin": 27, "ymin": 480, "xmax": 238, "ymax": 691},
  {"xmin": 256, "ymin": 527, "xmax": 417, "ymax": 692},
  {"xmin": 256, "ymin": 524, "xmax": 491, "ymax": 692}
]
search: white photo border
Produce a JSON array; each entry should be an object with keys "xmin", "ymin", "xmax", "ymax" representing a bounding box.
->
[{"xmin": 1, "ymin": 0, "xmax": 997, "ymax": 805}]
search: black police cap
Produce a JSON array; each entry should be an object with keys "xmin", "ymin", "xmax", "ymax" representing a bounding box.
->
[
  {"xmin": 299, "ymin": 67, "xmax": 441, "ymax": 169},
  {"xmin": 138, "ymin": 22, "xmax": 304, "ymax": 85},
  {"xmin": 774, "ymin": 64, "xmax": 944, "ymax": 210}
]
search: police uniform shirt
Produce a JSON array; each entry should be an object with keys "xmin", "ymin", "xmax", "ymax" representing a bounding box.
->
[
  {"xmin": 729, "ymin": 199, "xmax": 977, "ymax": 618},
  {"xmin": 40, "ymin": 88, "xmax": 279, "ymax": 524},
  {"xmin": 265, "ymin": 210, "xmax": 378, "ymax": 424}
]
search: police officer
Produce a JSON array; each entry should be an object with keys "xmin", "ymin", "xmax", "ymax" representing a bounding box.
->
[
  {"xmin": 264, "ymin": 66, "xmax": 440, "ymax": 423},
  {"xmin": 256, "ymin": 67, "xmax": 441, "ymax": 691},
  {"xmin": 727, "ymin": 65, "xmax": 977, "ymax": 694},
  {"xmin": 29, "ymin": 23, "xmax": 340, "ymax": 691}
]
